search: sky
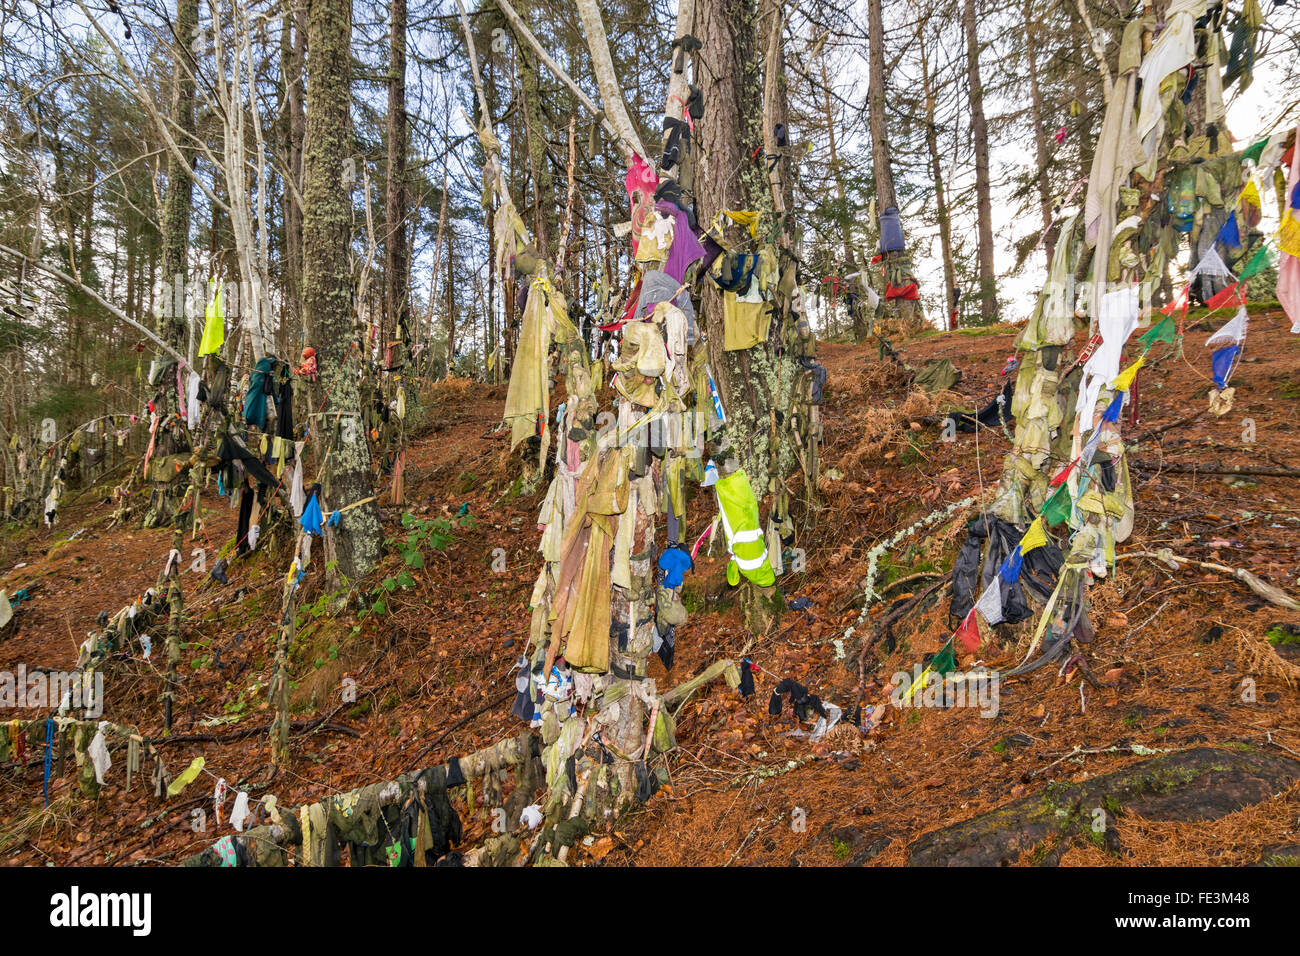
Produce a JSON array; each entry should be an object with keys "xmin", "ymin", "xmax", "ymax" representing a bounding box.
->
[{"xmin": 948, "ymin": 49, "xmax": 1294, "ymax": 325}]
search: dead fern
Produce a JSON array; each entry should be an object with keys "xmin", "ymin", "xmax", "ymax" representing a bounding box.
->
[{"xmin": 1237, "ymin": 630, "xmax": 1300, "ymax": 690}]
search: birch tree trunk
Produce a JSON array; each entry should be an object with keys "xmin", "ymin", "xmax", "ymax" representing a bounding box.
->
[
  {"xmin": 301, "ymin": 0, "xmax": 382, "ymax": 581},
  {"xmin": 491, "ymin": 0, "xmax": 641, "ymax": 162},
  {"xmin": 212, "ymin": 0, "xmax": 276, "ymax": 360},
  {"xmin": 573, "ymin": 0, "xmax": 648, "ymax": 160}
]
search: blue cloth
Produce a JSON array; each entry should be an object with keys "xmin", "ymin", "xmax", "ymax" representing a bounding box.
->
[
  {"xmin": 300, "ymin": 492, "xmax": 324, "ymax": 536},
  {"xmin": 1216, "ymin": 212, "xmax": 1241, "ymax": 248},
  {"xmin": 712, "ymin": 254, "xmax": 759, "ymax": 293},
  {"xmin": 879, "ymin": 205, "xmax": 906, "ymax": 253},
  {"xmin": 707, "ymin": 373, "xmax": 726, "ymax": 423},
  {"xmin": 1101, "ymin": 391, "xmax": 1125, "ymax": 422},
  {"xmin": 998, "ymin": 546, "xmax": 1024, "ymax": 585},
  {"xmin": 658, "ymin": 546, "xmax": 694, "ymax": 589},
  {"xmin": 1211, "ymin": 345, "xmax": 1241, "ymax": 389},
  {"xmin": 43, "ymin": 719, "xmax": 53, "ymax": 808},
  {"xmin": 243, "ymin": 357, "xmax": 276, "ymax": 429},
  {"xmin": 1292, "ymin": 181, "xmax": 1300, "ymax": 211}
]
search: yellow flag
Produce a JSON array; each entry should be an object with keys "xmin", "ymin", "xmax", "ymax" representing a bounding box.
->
[
  {"xmin": 1278, "ymin": 212, "xmax": 1300, "ymax": 260},
  {"xmin": 1019, "ymin": 516, "xmax": 1049, "ymax": 555},
  {"xmin": 1237, "ymin": 178, "xmax": 1258, "ymax": 227},
  {"xmin": 1239, "ymin": 179, "xmax": 1261, "ymax": 217},
  {"xmin": 166, "ymin": 756, "xmax": 206, "ymax": 796},
  {"xmin": 1111, "ymin": 354, "xmax": 1145, "ymax": 392},
  {"xmin": 901, "ymin": 664, "xmax": 933, "ymax": 703},
  {"xmin": 721, "ymin": 209, "xmax": 760, "ymax": 238}
]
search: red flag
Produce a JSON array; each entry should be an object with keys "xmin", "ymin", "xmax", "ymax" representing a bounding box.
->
[
  {"xmin": 600, "ymin": 277, "xmax": 644, "ymax": 332},
  {"xmin": 955, "ymin": 608, "xmax": 982, "ymax": 654},
  {"xmin": 1205, "ymin": 282, "xmax": 1245, "ymax": 311},
  {"xmin": 1161, "ymin": 286, "xmax": 1190, "ymax": 317},
  {"xmin": 1049, "ymin": 457, "xmax": 1079, "ymax": 487}
]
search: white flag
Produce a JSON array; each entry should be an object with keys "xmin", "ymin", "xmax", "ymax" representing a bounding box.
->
[
  {"xmin": 974, "ymin": 578, "xmax": 1005, "ymax": 626},
  {"xmin": 1205, "ymin": 305, "xmax": 1248, "ymax": 348}
]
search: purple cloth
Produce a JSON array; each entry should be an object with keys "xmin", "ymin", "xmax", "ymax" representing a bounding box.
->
[{"xmin": 658, "ymin": 201, "xmax": 706, "ymax": 283}]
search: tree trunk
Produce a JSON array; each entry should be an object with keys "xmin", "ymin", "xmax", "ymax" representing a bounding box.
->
[
  {"xmin": 698, "ymin": 0, "xmax": 766, "ymax": 468},
  {"xmin": 963, "ymin": 0, "xmax": 997, "ymax": 322},
  {"xmin": 867, "ymin": 0, "xmax": 918, "ymax": 328},
  {"xmin": 1024, "ymin": 0, "xmax": 1055, "ymax": 267},
  {"xmin": 819, "ymin": 50, "xmax": 862, "ymax": 338},
  {"xmin": 301, "ymin": 0, "xmax": 381, "ymax": 581},
  {"xmin": 866, "ymin": 0, "xmax": 896, "ymax": 212},
  {"xmin": 144, "ymin": 0, "xmax": 199, "ymax": 530},
  {"xmin": 572, "ymin": 0, "xmax": 648, "ymax": 160},
  {"xmin": 385, "ymin": 0, "xmax": 409, "ymax": 355},
  {"xmin": 696, "ymin": 0, "xmax": 787, "ymax": 637},
  {"xmin": 445, "ymin": 222, "xmax": 455, "ymax": 373},
  {"xmin": 512, "ymin": 0, "xmax": 552, "ymax": 252},
  {"xmin": 918, "ymin": 22, "xmax": 957, "ymax": 332},
  {"xmin": 159, "ymin": 0, "xmax": 197, "ymax": 350},
  {"xmin": 283, "ymin": 0, "xmax": 306, "ymax": 341}
]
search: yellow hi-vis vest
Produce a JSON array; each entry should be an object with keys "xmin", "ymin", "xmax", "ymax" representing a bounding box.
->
[{"xmin": 714, "ymin": 469, "xmax": 775, "ymax": 587}]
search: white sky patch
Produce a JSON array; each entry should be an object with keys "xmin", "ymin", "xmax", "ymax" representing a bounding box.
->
[{"xmin": 962, "ymin": 58, "xmax": 1291, "ymax": 325}]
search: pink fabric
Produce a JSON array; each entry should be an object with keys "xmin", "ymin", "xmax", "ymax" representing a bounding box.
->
[
  {"xmin": 624, "ymin": 154, "xmax": 658, "ymax": 207},
  {"xmin": 626, "ymin": 155, "xmax": 659, "ymax": 257},
  {"xmin": 690, "ymin": 524, "xmax": 712, "ymax": 562},
  {"xmin": 1279, "ymin": 122, "xmax": 1300, "ymax": 333},
  {"xmin": 142, "ymin": 412, "xmax": 159, "ymax": 478}
]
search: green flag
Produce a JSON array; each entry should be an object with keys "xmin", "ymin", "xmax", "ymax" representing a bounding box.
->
[
  {"xmin": 1040, "ymin": 482, "xmax": 1073, "ymax": 527},
  {"xmin": 1138, "ymin": 315, "xmax": 1178, "ymax": 351},
  {"xmin": 1240, "ymin": 137, "xmax": 1268, "ymax": 165},
  {"xmin": 1238, "ymin": 244, "xmax": 1274, "ymax": 281},
  {"xmin": 930, "ymin": 636, "xmax": 957, "ymax": 676}
]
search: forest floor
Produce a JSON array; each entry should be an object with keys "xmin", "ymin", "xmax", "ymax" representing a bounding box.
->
[{"xmin": 3, "ymin": 309, "xmax": 1300, "ymax": 866}]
